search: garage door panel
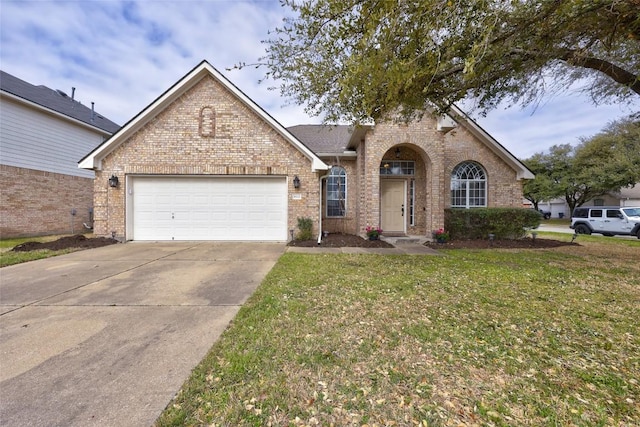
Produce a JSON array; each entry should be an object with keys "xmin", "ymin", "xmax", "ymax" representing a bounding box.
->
[{"xmin": 132, "ymin": 177, "xmax": 287, "ymax": 241}]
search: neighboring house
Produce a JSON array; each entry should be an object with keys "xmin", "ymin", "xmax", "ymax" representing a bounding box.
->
[
  {"xmin": 79, "ymin": 61, "xmax": 533, "ymax": 242},
  {"xmin": 539, "ymin": 184, "xmax": 640, "ymax": 218},
  {"xmin": 0, "ymin": 70, "xmax": 120, "ymax": 237}
]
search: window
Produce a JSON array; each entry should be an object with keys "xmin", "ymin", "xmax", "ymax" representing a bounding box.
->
[
  {"xmin": 326, "ymin": 166, "xmax": 346, "ymax": 217},
  {"xmin": 573, "ymin": 208, "xmax": 588, "ymax": 218},
  {"xmin": 590, "ymin": 210, "xmax": 603, "ymax": 218},
  {"xmin": 593, "ymin": 198, "xmax": 605, "ymax": 206},
  {"xmin": 380, "ymin": 161, "xmax": 415, "ymax": 175},
  {"xmin": 606, "ymin": 209, "xmax": 621, "ymax": 218},
  {"xmin": 451, "ymin": 162, "xmax": 487, "ymax": 208}
]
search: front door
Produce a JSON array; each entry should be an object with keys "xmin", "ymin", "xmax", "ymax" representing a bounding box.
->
[{"xmin": 381, "ymin": 180, "xmax": 406, "ymax": 233}]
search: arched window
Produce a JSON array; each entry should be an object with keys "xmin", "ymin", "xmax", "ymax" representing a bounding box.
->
[
  {"xmin": 327, "ymin": 166, "xmax": 346, "ymax": 217},
  {"xmin": 451, "ymin": 162, "xmax": 486, "ymax": 208}
]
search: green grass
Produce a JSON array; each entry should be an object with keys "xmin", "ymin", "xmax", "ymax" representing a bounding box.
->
[
  {"xmin": 0, "ymin": 235, "xmax": 81, "ymax": 267},
  {"xmin": 542, "ymin": 218, "xmax": 571, "ymax": 227},
  {"xmin": 156, "ymin": 238, "xmax": 640, "ymax": 427}
]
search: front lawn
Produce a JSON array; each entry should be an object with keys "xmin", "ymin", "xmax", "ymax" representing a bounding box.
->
[{"xmin": 156, "ymin": 239, "xmax": 640, "ymax": 426}]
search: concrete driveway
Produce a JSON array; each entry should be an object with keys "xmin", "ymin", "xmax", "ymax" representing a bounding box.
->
[{"xmin": 0, "ymin": 241, "xmax": 284, "ymax": 427}]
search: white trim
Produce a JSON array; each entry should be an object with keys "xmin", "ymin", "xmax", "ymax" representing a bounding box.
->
[
  {"xmin": 326, "ymin": 166, "xmax": 347, "ymax": 218},
  {"xmin": 448, "ymin": 105, "xmax": 534, "ymax": 180},
  {"xmin": 79, "ymin": 61, "xmax": 328, "ymax": 172}
]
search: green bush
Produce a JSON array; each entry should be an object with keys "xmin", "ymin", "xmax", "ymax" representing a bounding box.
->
[
  {"xmin": 445, "ymin": 208, "xmax": 541, "ymax": 240},
  {"xmin": 296, "ymin": 217, "xmax": 314, "ymax": 240}
]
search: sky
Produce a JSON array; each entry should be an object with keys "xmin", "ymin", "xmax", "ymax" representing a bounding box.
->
[{"xmin": 1, "ymin": 0, "xmax": 638, "ymax": 159}]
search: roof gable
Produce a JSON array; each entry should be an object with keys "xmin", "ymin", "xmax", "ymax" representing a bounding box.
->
[
  {"xmin": 0, "ymin": 70, "xmax": 120, "ymax": 134},
  {"xmin": 446, "ymin": 106, "xmax": 534, "ymax": 180},
  {"xmin": 288, "ymin": 109, "xmax": 534, "ymax": 180},
  {"xmin": 79, "ymin": 61, "xmax": 328, "ymax": 171}
]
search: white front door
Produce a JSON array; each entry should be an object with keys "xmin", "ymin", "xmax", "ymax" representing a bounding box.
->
[{"xmin": 381, "ymin": 180, "xmax": 406, "ymax": 233}]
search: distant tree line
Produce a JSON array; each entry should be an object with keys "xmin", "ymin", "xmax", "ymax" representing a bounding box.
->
[{"xmin": 523, "ymin": 115, "xmax": 640, "ymax": 214}]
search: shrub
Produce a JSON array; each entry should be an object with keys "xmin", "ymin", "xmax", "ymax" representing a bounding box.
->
[
  {"xmin": 296, "ymin": 217, "xmax": 314, "ymax": 240},
  {"xmin": 445, "ymin": 208, "xmax": 541, "ymax": 240}
]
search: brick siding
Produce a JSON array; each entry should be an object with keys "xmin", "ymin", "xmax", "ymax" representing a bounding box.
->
[
  {"xmin": 353, "ymin": 114, "xmax": 524, "ymax": 237},
  {"xmin": 91, "ymin": 75, "xmax": 524, "ymax": 241},
  {"xmin": 94, "ymin": 76, "xmax": 321, "ymax": 240},
  {"xmin": 0, "ymin": 164, "xmax": 94, "ymax": 237}
]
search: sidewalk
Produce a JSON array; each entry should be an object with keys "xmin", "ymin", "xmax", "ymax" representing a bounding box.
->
[
  {"xmin": 536, "ymin": 224, "xmax": 574, "ymax": 234},
  {"xmin": 287, "ymin": 243, "xmax": 441, "ymax": 255}
]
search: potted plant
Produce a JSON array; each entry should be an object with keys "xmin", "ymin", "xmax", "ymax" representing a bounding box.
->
[
  {"xmin": 433, "ymin": 228, "xmax": 450, "ymax": 243},
  {"xmin": 366, "ymin": 226, "xmax": 383, "ymax": 240}
]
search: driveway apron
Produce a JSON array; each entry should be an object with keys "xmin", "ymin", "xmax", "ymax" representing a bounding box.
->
[{"xmin": 0, "ymin": 242, "xmax": 284, "ymax": 427}]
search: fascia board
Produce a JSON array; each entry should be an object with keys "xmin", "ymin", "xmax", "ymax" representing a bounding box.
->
[
  {"xmin": 316, "ymin": 151, "xmax": 358, "ymax": 158},
  {"xmin": 450, "ymin": 105, "xmax": 535, "ymax": 180},
  {"xmin": 79, "ymin": 64, "xmax": 208, "ymax": 170},
  {"xmin": 205, "ymin": 63, "xmax": 328, "ymax": 171},
  {"xmin": 79, "ymin": 61, "xmax": 328, "ymax": 172}
]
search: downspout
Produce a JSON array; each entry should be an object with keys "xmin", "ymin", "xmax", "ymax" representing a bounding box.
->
[{"xmin": 318, "ymin": 171, "xmax": 330, "ymax": 244}]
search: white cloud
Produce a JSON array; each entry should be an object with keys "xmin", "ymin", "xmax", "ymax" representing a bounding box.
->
[{"xmin": 1, "ymin": 0, "xmax": 638, "ymax": 160}]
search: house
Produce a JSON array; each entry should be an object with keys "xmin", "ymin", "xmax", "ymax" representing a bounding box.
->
[
  {"xmin": 79, "ymin": 61, "xmax": 533, "ymax": 242},
  {"xmin": 539, "ymin": 184, "xmax": 640, "ymax": 218},
  {"xmin": 0, "ymin": 70, "xmax": 120, "ymax": 237}
]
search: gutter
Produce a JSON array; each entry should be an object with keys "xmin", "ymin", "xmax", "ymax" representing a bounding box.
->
[{"xmin": 318, "ymin": 171, "xmax": 330, "ymax": 244}]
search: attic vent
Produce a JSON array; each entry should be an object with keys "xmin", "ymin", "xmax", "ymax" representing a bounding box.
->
[
  {"xmin": 56, "ymin": 89, "xmax": 68, "ymax": 97},
  {"xmin": 199, "ymin": 106, "xmax": 216, "ymax": 138}
]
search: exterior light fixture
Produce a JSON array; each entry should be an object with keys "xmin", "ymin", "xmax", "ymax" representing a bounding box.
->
[
  {"xmin": 395, "ymin": 147, "xmax": 401, "ymax": 158},
  {"xmin": 293, "ymin": 175, "xmax": 300, "ymax": 189},
  {"xmin": 108, "ymin": 175, "xmax": 119, "ymax": 188}
]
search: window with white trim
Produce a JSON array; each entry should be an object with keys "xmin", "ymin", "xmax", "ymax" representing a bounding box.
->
[
  {"xmin": 327, "ymin": 166, "xmax": 346, "ymax": 217},
  {"xmin": 380, "ymin": 161, "xmax": 415, "ymax": 175},
  {"xmin": 451, "ymin": 162, "xmax": 487, "ymax": 208}
]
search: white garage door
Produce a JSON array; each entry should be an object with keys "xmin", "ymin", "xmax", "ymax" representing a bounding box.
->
[{"xmin": 131, "ymin": 176, "xmax": 287, "ymax": 241}]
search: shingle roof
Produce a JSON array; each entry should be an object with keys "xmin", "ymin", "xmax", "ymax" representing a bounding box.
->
[
  {"xmin": 0, "ymin": 70, "xmax": 120, "ymax": 134},
  {"xmin": 287, "ymin": 124, "xmax": 354, "ymax": 154}
]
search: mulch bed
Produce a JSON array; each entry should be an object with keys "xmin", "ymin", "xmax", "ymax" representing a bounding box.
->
[
  {"xmin": 425, "ymin": 237, "xmax": 577, "ymax": 249},
  {"xmin": 288, "ymin": 233, "xmax": 394, "ymax": 248},
  {"xmin": 290, "ymin": 233, "xmax": 576, "ymax": 250},
  {"xmin": 12, "ymin": 233, "xmax": 575, "ymax": 252},
  {"xmin": 11, "ymin": 234, "xmax": 119, "ymax": 252}
]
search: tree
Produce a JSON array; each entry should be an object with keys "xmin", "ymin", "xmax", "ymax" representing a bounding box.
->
[
  {"xmin": 258, "ymin": 0, "xmax": 640, "ymax": 123},
  {"xmin": 523, "ymin": 116, "xmax": 640, "ymax": 213},
  {"xmin": 522, "ymin": 154, "xmax": 557, "ymax": 210}
]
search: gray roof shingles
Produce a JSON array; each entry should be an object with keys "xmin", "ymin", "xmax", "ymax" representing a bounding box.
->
[
  {"xmin": 0, "ymin": 70, "xmax": 120, "ymax": 134},
  {"xmin": 287, "ymin": 124, "xmax": 354, "ymax": 155}
]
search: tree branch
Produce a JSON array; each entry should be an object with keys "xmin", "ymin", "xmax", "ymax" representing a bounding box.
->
[{"xmin": 562, "ymin": 50, "xmax": 640, "ymax": 95}]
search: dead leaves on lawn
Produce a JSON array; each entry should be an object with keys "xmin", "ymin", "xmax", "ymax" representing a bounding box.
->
[{"xmin": 157, "ymin": 244, "xmax": 640, "ymax": 427}]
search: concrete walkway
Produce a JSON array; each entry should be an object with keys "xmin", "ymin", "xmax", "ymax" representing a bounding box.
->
[
  {"xmin": 287, "ymin": 243, "xmax": 441, "ymax": 255},
  {"xmin": 536, "ymin": 224, "xmax": 574, "ymax": 234},
  {"xmin": 0, "ymin": 242, "xmax": 283, "ymax": 427}
]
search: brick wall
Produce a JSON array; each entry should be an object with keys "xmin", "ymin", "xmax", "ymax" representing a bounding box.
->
[
  {"xmin": 352, "ymin": 113, "xmax": 525, "ymax": 238},
  {"xmin": 94, "ymin": 75, "xmax": 321, "ymax": 240},
  {"xmin": 320, "ymin": 158, "xmax": 358, "ymax": 235},
  {"xmin": 444, "ymin": 126, "xmax": 524, "ymax": 207},
  {"xmin": 361, "ymin": 115, "xmax": 446, "ymax": 236},
  {"xmin": 0, "ymin": 164, "xmax": 94, "ymax": 237}
]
